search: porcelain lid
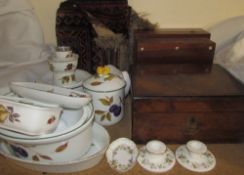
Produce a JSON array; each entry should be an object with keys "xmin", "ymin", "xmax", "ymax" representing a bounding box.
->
[
  {"xmin": 106, "ymin": 137, "xmax": 138, "ymax": 172},
  {"xmin": 83, "ymin": 66, "xmax": 125, "ymax": 92}
]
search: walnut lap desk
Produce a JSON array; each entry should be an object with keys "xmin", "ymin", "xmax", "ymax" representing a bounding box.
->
[{"xmin": 131, "ymin": 64, "xmax": 244, "ymax": 144}]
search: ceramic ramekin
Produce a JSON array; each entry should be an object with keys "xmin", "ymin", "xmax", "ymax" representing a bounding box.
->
[{"xmin": 48, "ymin": 54, "xmax": 78, "ymax": 72}]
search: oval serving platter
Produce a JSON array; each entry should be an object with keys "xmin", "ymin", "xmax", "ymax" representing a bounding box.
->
[{"xmin": 10, "ymin": 82, "xmax": 91, "ymax": 109}]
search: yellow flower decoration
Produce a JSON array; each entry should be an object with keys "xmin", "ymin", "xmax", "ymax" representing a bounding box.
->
[
  {"xmin": 0, "ymin": 105, "xmax": 9, "ymax": 123},
  {"xmin": 96, "ymin": 66, "xmax": 110, "ymax": 76}
]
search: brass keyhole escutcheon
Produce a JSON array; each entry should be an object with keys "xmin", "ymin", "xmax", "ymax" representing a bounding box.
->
[{"xmin": 186, "ymin": 116, "xmax": 199, "ymax": 134}]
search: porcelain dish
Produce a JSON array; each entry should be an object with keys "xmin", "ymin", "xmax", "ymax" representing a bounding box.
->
[
  {"xmin": 52, "ymin": 71, "xmax": 76, "ymax": 87},
  {"xmin": 137, "ymin": 140, "xmax": 176, "ymax": 173},
  {"xmin": 175, "ymin": 144, "xmax": 216, "ymax": 172},
  {"xmin": 0, "ymin": 86, "xmax": 15, "ymax": 96},
  {"xmin": 83, "ymin": 65, "xmax": 131, "ymax": 126},
  {"xmin": 41, "ymin": 69, "xmax": 91, "ymax": 89},
  {"xmin": 48, "ymin": 54, "xmax": 78, "ymax": 72},
  {"xmin": 55, "ymin": 46, "xmax": 73, "ymax": 60},
  {"xmin": 107, "ymin": 64, "xmax": 131, "ymax": 96},
  {"xmin": 0, "ymin": 103, "xmax": 94, "ymax": 162},
  {"xmin": 0, "ymin": 122, "xmax": 110, "ymax": 173},
  {"xmin": 10, "ymin": 82, "xmax": 91, "ymax": 109},
  {"xmin": 0, "ymin": 104, "xmax": 90, "ymax": 141},
  {"xmin": 0, "ymin": 96, "xmax": 63, "ymax": 135},
  {"xmin": 106, "ymin": 137, "xmax": 138, "ymax": 172}
]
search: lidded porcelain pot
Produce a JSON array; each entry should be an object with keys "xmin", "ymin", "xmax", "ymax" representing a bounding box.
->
[{"xmin": 83, "ymin": 65, "xmax": 130, "ymax": 126}]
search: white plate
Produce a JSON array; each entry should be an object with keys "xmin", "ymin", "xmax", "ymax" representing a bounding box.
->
[
  {"xmin": 175, "ymin": 145, "xmax": 216, "ymax": 172},
  {"xmin": 106, "ymin": 137, "xmax": 138, "ymax": 172},
  {"xmin": 10, "ymin": 82, "xmax": 91, "ymax": 109},
  {"xmin": 41, "ymin": 69, "xmax": 92, "ymax": 89},
  {"xmin": 0, "ymin": 122, "xmax": 110, "ymax": 173}
]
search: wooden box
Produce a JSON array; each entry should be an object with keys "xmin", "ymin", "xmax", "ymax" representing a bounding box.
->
[
  {"xmin": 134, "ymin": 29, "xmax": 216, "ymax": 72},
  {"xmin": 134, "ymin": 28, "xmax": 211, "ymax": 39},
  {"xmin": 131, "ymin": 64, "xmax": 244, "ymax": 143}
]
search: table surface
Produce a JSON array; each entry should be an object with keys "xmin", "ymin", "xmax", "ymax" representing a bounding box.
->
[{"xmin": 0, "ymin": 97, "xmax": 244, "ymax": 175}]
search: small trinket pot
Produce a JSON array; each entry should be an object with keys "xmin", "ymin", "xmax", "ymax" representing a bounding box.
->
[{"xmin": 83, "ymin": 65, "xmax": 130, "ymax": 126}]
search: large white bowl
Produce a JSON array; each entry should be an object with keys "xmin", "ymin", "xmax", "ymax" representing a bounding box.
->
[
  {"xmin": 0, "ymin": 96, "xmax": 63, "ymax": 135},
  {"xmin": 0, "ymin": 103, "xmax": 94, "ymax": 162},
  {"xmin": 0, "ymin": 123, "xmax": 110, "ymax": 173}
]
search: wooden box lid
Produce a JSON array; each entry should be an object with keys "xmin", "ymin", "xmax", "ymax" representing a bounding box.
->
[
  {"xmin": 134, "ymin": 28, "xmax": 211, "ymax": 40},
  {"xmin": 133, "ymin": 28, "xmax": 216, "ymax": 66},
  {"xmin": 131, "ymin": 64, "xmax": 244, "ymax": 98}
]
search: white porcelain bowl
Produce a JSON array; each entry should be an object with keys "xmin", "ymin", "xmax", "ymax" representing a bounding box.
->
[
  {"xmin": 0, "ymin": 123, "xmax": 110, "ymax": 173},
  {"xmin": 0, "ymin": 96, "xmax": 63, "ymax": 135},
  {"xmin": 40, "ymin": 69, "xmax": 92, "ymax": 89},
  {"xmin": 48, "ymin": 54, "xmax": 78, "ymax": 72},
  {"xmin": 0, "ymin": 106, "xmax": 88, "ymax": 140},
  {"xmin": 0, "ymin": 103, "xmax": 94, "ymax": 162},
  {"xmin": 186, "ymin": 140, "xmax": 207, "ymax": 154},
  {"xmin": 53, "ymin": 70, "xmax": 76, "ymax": 87},
  {"xmin": 10, "ymin": 82, "xmax": 92, "ymax": 109},
  {"xmin": 55, "ymin": 46, "xmax": 73, "ymax": 60}
]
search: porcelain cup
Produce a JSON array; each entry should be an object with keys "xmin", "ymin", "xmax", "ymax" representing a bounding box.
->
[
  {"xmin": 186, "ymin": 140, "xmax": 207, "ymax": 163},
  {"xmin": 55, "ymin": 46, "xmax": 73, "ymax": 60},
  {"xmin": 144, "ymin": 140, "xmax": 167, "ymax": 164},
  {"xmin": 85, "ymin": 89, "xmax": 125, "ymax": 126},
  {"xmin": 48, "ymin": 54, "xmax": 78, "ymax": 72}
]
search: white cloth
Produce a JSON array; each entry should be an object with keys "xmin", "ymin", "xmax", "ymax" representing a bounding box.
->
[
  {"xmin": 208, "ymin": 15, "xmax": 244, "ymax": 84},
  {"xmin": 0, "ymin": 0, "xmax": 51, "ymax": 88},
  {"xmin": 208, "ymin": 16, "xmax": 244, "ymax": 53}
]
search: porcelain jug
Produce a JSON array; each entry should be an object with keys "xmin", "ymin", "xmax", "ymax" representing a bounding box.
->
[{"xmin": 83, "ymin": 65, "xmax": 131, "ymax": 126}]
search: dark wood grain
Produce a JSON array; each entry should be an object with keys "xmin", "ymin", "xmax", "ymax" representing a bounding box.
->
[
  {"xmin": 133, "ymin": 29, "xmax": 215, "ymax": 67},
  {"xmin": 131, "ymin": 64, "xmax": 244, "ymax": 143},
  {"xmin": 131, "ymin": 64, "xmax": 244, "ymax": 97},
  {"xmin": 135, "ymin": 38, "xmax": 215, "ymax": 65},
  {"xmin": 134, "ymin": 28, "xmax": 211, "ymax": 39}
]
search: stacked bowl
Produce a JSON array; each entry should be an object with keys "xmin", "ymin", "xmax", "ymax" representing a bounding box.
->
[
  {"xmin": 48, "ymin": 46, "xmax": 81, "ymax": 89},
  {"xmin": 0, "ymin": 81, "xmax": 94, "ymax": 161},
  {"xmin": 0, "ymin": 101, "xmax": 94, "ymax": 162},
  {"xmin": 0, "ymin": 78, "xmax": 109, "ymax": 172},
  {"xmin": 0, "ymin": 46, "xmax": 111, "ymax": 172}
]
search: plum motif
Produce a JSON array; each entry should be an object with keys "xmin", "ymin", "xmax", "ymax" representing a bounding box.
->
[
  {"xmin": 10, "ymin": 145, "xmax": 28, "ymax": 158},
  {"xmin": 109, "ymin": 104, "xmax": 121, "ymax": 117}
]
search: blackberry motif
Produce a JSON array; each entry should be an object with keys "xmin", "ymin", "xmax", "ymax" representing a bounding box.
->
[{"xmin": 109, "ymin": 104, "xmax": 122, "ymax": 117}]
